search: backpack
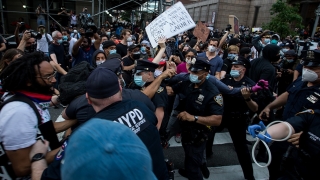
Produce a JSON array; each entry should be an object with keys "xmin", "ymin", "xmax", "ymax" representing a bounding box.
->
[
  {"xmin": 0, "ymin": 95, "xmax": 60, "ymax": 179},
  {"xmin": 58, "ymin": 61, "xmax": 94, "ymax": 105},
  {"xmin": 37, "ymin": 33, "xmax": 51, "ymax": 45}
]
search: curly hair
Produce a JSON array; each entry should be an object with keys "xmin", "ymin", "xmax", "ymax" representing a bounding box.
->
[{"xmin": 0, "ymin": 51, "xmax": 50, "ymax": 92}]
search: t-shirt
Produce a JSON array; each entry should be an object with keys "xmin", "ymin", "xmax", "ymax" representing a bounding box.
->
[
  {"xmin": 197, "ymin": 52, "xmax": 223, "ymax": 75},
  {"xmin": 122, "ymin": 56, "xmax": 135, "ymax": 85},
  {"xmin": 49, "ymin": 43, "xmax": 67, "ymax": 70},
  {"xmin": 72, "ymin": 45, "xmax": 96, "ymax": 67},
  {"xmin": 177, "ymin": 62, "xmax": 188, "ymax": 74},
  {"xmin": 0, "ymin": 99, "xmax": 50, "ymax": 150},
  {"xmin": 68, "ymin": 38, "xmax": 78, "ymax": 55},
  {"xmin": 93, "ymin": 100, "xmax": 168, "ymax": 180},
  {"xmin": 116, "ymin": 43, "xmax": 128, "ymax": 57},
  {"xmin": 37, "ymin": 33, "xmax": 53, "ymax": 53}
]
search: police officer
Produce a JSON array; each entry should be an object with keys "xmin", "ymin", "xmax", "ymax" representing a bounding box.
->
[
  {"xmin": 220, "ymin": 58, "xmax": 258, "ymax": 180},
  {"xmin": 248, "ymin": 109, "xmax": 320, "ymax": 180},
  {"xmin": 129, "ymin": 59, "xmax": 169, "ymax": 146},
  {"xmin": 86, "ymin": 68, "xmax": 169, "ymax": 180},
  {"xmin": 260, "ymin": 49, "xmax": 320, "ymax": 179},
  {"xmin": 167, "ymin": 57, "xmax": 224, "ymax": 179}
]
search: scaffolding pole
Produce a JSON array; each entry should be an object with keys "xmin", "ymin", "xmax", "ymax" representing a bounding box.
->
[
  {"xmin": 0, "ymin": 0, "xmax": 5, "ymax": 33},
  {"xmin": 92, "ymin": 0, "xmax": 134, "ymax": 17},
  {"xmin": 46, "ymin": 0, "xmax": 50, "ymax": 31},
  {"xmin": 98, "ymin": 0, "xmax": 101, "ymax": 27}
]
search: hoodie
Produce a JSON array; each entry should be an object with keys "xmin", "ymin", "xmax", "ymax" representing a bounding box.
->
[{"xmin": 92, "ymin": 50, "xmax": 107, "ymax": 67}]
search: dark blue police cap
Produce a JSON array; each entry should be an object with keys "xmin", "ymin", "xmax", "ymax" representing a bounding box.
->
[
  {"xmin": 302, "ymin": 50, "xmax": 320, "ymax": 67},
  {"xmin": 232, "ymin": 56, "xmax": 251, "ymax": 69},
  {"xmin": 135, "ymin": 59, "xmax": 159, "ymax": 73},
  {"xmin": 100, "ymin": 58, "xmax": 122, "ymax": 76},
  {"xmin": 188, "ymin": 57, "xmax": 211, "ymax": 72}
]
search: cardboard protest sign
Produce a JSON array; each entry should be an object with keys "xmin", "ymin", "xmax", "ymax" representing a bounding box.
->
[
  {"xmin": 228, "ymin": 15, "xmax": 239, "ymax": 34},
  {"xmin": 193, "ymin": 21, "xmax": 210, "ymax": 42},
  {"xmin": 146, "ymin": 2, "xmax": 196, "ymax": 48}
]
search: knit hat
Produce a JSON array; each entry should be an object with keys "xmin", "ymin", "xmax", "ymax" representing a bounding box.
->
[{"xmin": 61, "ymin": 118, "xmax": 157, "ymax": 180}]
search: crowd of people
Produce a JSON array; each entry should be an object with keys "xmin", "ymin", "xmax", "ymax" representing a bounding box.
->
[{"xmin": 0, "ymin": 5, "xmax": 319, "ymax": 180}]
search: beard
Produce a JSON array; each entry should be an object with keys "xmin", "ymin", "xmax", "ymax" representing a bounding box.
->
[{"xmin": 26, "ymin": 79, "xmax": 55, "ymax": 95}]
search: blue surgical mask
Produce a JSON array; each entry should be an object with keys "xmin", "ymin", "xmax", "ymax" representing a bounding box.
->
[
  {"xmin": 228, "ymin": 54, "xmax": 237, "ymax": 60},
  {"xmin": 271, "ymin": 39, "xmax": 278, "ymax": 45},
  {"xmin": 57, "ymin": 39, "xmax": 63, "ymax": 44},
  {"xmin": 287, "ymin": 59, "xmax": 294, "ymax": 63},
  {"xmin": 141, "ymin": 46, "xmax": 146, "ymax": 54},
  {"xmin": 109, "ymin": 49, "xmax": 116, "ymax": 54},
  {"xmin": 189, "ymin": 74, "xmax": 201, "ymax": 83},
  {"xmin": 134, "ymin": 74, "xmax": 146, "ymax": 87},
  {"xmin": 264, "ymin": 39, "xmax": 270, "ymax": 44},
  {"xmin": 206, "ymin": 74, "xmax": 210, "ymax": 80},
  {"xmin": 62, "ymin": 36, "xmax": 68, "ymax": 42},
  {"xmin": 230, "ymin": 70, "xmax": 240, "ymax": 78},
  {"xmin": 106, "ymin": 32, "xmax": 111, "ymax": 36}
]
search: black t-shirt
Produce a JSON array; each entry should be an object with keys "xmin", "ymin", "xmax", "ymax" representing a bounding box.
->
[
  {"xmin": 116, "ymin": 43, "xmax": 128, "ymax": 57},
  {"xmin": 49, "ymin": 43, "xmax": 66, "ymax": 70},
  {"xmin": 122, "ymin": 56, "xmax": 135, "ymax": 85},
  {"xmin": 221, "ymin": 58, "xmax": 233, "ymax": 74},
  {"xmin": 93, "ymin": 100, "xmax": 168, "ymax": 180},
  {"xmin": 65, "ymin": 89, "xmax": 155, "ymax": 126}
]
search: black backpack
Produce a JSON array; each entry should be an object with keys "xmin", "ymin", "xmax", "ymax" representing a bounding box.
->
[{"xmin": 58, "ymin": 61, "xmax": 94, "ymax": 105}]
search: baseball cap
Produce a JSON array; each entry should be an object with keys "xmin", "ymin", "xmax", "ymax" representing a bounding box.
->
[
  {"xmin": 129, "ymin": 44, "xmax": 141, "ymax": 51},
  {"xmin": 102, "ymin": 40, "xmax": 116, "ymax": 49},
  {"xmin": 61, "ymin": 118, "xmax": 157, "ymax": 180},
  {"xmin": 100, "ymin": 58, "xmax": 122, "ymax": 76},
  {"xmin": 86, "ymin": 68, "xmax": 120, "ymax": 99}
]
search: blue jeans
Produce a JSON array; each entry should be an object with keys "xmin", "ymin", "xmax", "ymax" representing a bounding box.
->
[{"xmin": 37, "ymin": 18, "xmax": 45, "ymax": 26}]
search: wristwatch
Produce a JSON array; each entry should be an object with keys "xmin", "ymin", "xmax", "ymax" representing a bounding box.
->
[
  {"xmin": 245, "ymin": 98, "xmax": 251, "ymax": 102},
  {"xmin": 194, "ymin": 116, "xmax": 198, "ymax": 122},
  {"xmin": 31, "ymin": 153, "xmax": 45, "ymax": 163}
]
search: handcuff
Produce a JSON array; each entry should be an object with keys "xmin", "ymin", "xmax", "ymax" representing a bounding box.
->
[{"xmin": 252, "ymin": 120, "xmax": 293, "ymax": 167}]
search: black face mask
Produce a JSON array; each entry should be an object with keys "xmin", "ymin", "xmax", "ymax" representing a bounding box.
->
[{"xmin": 132, "ymin": 53, "xmax": 140, "ymax": 60}]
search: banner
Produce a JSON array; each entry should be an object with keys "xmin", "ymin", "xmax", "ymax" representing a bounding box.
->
[
  {"xmin": 193, "ymin": 21, "xmax": 210, "ymax": 42},
  {"xmin": 146, "ymin": 2, "xmax": 196, "ymax": 48},
  {"xmin": 212, "ymin": 12, "xmax": 216, "ymax": 24}
]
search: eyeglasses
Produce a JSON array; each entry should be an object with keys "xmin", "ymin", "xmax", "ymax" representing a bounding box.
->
[{"xmin": 36, "ymin": 71, "xmax": 57, "ymax": 81}]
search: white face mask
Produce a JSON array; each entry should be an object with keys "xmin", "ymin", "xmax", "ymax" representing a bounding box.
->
[
  {"xmin": 208, "ymin": 45, "xmax": 216, "ymax": 53},
  {"xmin": 96, "ymin": 60, "xmax": 105, "ymax": 66},
  {"xmin": 127, "ymin": 42, "xmax": 133, "ymax": 46},
  {"xmin": 302, "ymin": 68, "xmax": 318, "ymax": 82}
]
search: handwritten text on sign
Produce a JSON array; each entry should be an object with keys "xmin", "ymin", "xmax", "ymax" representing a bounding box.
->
[{"xmin": 146, "ymin": 2, "xmax": 196, "ymax": 48}]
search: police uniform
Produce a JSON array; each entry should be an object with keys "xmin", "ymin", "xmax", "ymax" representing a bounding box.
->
[
  {"xmin": 269, "ymin": 50, "xmax": 320, "ymax": 179},
  {"xmin": 220, "ymin": 59, "xmax": 255, "ymax": 180},
  {"xmin": 278, "ymin": 109, "xmax": 320, "ymax": 180},
  {"xmin": 171, "ymin": 58, "xmax": 224, "ymax": 179},
  {"xmin": 129, "ymin": 60, "xmax": 169, "ymax": 146},
  {"xmin": 93, "ymin": 100, "xmax": 169, "ymax": 180}
]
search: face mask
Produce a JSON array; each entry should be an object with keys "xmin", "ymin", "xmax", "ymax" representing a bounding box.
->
[
  {"xmin": 302, "ymin": 68, "xmax": 318, "ymax": 82},
  {"xmin": 227, "ymin": 54, "xmax": 237, "ymax": 60},
  {"xmin": 208, "ymin": 45, "xmax": 216, "ymax": 53},
  {"xmin": 141, "ymin": 46, "xmax": 146, "ymax": 54},
  {"xmin": 189, "ymin": 74, "xmax": 201, "ymax": 83},
  {"xmin": 286, "ymin": 59, "xmax": 294, "ymax": 63},
  {"xmin": 96, "ymin": 60, "xmax": 105, "ymax": 66},
  {"xmin": 132, "ymin": 52, "xmax": 140, "ymax": 60},
  {"xmin": 206, "ymin": 74, "xmax": 210, "ymax": 80},
  {"xmin": 57, "ymin": 39, "xmax": 63, "ymax": 44},
  {"xmin": 127, "ymin": 42, "xmax": 133, "ymax": 46},
  {"xmin": 62, "ymin": 36, "xmax": 68, "ymax": 42},
  {"xmin": 109, "ymin": 49, "xmax": 116, "ymax": 54},
  {"xmin": 230, "ymin": 70, "xmax": 240, "ymax": 78},
  {"xmin": 134, "ymin": 74, "xmax": 146, "ymax": 87},
  {"xmin": 74, "ymin": 30, "xmax": 77, "ymax": 33},
  {"xmin": 186, "ymin": 57, "xmax": 192, "ymax": 64},
  {"xmin": 154, "ymin": 69, "xmax": 163, "ymax": 78},
  {"xmin": 271, "ymin": 39, "xmax": 278, "ymax": 45},
  {"xmin": 39, "ymin": 29, "xmax": 45, "ymax": 34},
  {"xmin": 106, "ymin": 32, "xmax": 111, "ymax": 36},
  {"xmin": 282, "ymin": 49, "xmax": 289, "ymax": 53},
  {"xmin": 92, "ymin": 39, "xmax": 96, "ymax": 43},
  {"xmin": 127, "ymin": 37, "xmax": 132, "ymax": 42},
  {"xmin": 264, "ymin": 39, "xmax": 270, "ymax": 44}
]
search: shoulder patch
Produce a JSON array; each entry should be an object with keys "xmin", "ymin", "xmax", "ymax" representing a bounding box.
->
[
  {"xmin": 157, "ymin": 86, "xmax": 164, "ymax": 93},
  {"xmin": 214, "ymin": 94, "xmax": 223, "ymax": 106}
]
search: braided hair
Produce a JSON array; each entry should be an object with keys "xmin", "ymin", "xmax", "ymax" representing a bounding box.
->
[{"xmin": 0, "ymin": 51, "xmax": 50, "ymax": 92}]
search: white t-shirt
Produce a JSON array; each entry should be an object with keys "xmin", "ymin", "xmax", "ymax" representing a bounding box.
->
[
  {"xmin": 37, "ymin": 33, "xmax": 53, "ymax": 53},
  {"xmin": 0, "ymin": 100, "xmax": 50, "ymax": 150},
  {"xmin": 69, "ymin": 38, "xmax": 77, "ymax": 55}
]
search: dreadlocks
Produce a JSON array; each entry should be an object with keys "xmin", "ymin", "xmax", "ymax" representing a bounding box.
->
[{"xmin": 0, "ymin": 51, "xmax": 50, "ymax": 92}]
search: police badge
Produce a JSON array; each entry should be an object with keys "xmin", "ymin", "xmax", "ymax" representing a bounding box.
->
[{"xmin": 214, "ymin": 94, "xmax": 223, "ymax": 106}]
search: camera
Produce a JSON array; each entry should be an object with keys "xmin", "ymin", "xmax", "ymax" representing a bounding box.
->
[
  {"xmin": 79, "ymin": 8, "xmax": 97, "ymax": 37},
  {"xmin": 226, "ymin": 24, "xmax": 232, "ymax": 32},
  {"xmin": 29, "ymin": 30, "xmax": 42, "ymax": 40}
]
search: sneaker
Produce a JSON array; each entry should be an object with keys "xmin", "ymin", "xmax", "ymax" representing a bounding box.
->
[
  {"xmin": 175, "ymin": 133, "xmax": 181, "ymax": 143},
  {"xmin": 201, "ymin": 163, "xmax": 210, "ymax": 179}
]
